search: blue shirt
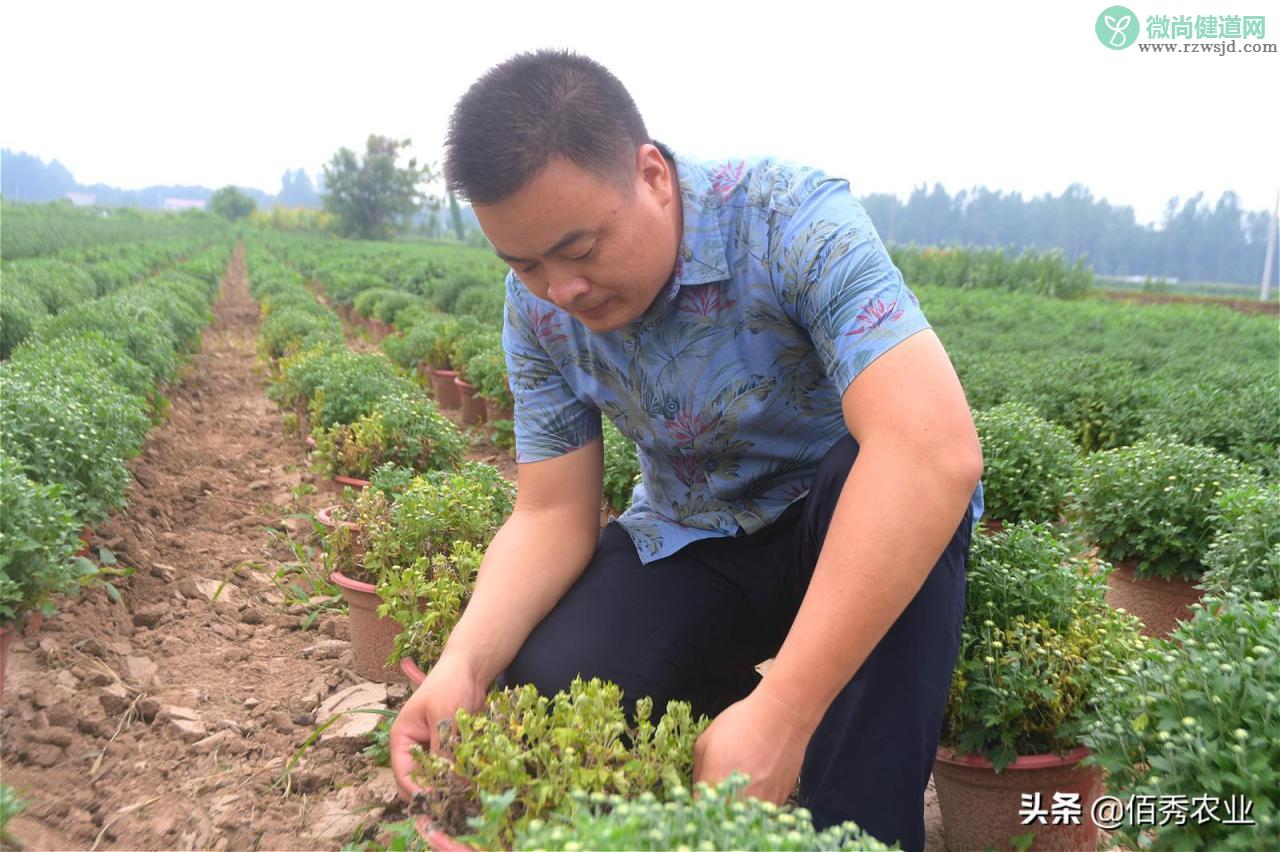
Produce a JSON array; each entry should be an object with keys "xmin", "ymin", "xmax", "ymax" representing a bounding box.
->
[{"xmin": 502, "ymin": 148, "xmax": 984, "ymax": 563}]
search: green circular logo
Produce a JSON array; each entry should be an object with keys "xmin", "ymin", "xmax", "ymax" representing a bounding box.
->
[{"xmin": 1097, "ymin": 6, "xmax": 1139, "ymax": 49}]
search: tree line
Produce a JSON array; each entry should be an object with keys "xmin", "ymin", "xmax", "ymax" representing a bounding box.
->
[{"xmin": 862, "ymin": 183, "xmax": 1275, "ymax": 285}]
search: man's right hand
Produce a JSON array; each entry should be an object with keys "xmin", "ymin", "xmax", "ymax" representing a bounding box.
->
[{"xmin": 390, "ymin": 652, "xmax": 488, "ymax": 801}]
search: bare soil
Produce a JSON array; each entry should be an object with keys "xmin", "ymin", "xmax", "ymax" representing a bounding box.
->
[{"xmin": 1, "ymin": 246, "xmax": 412, "ymax": 851}]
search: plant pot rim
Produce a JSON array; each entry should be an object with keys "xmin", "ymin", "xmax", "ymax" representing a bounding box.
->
[
  {"xmin": 936, "ymin": 744, "xmax": 1092, "ymax": 770},
  {"xmin": 333, "ymin": 474, "xmax": 372, "ymax": 489},
  {"xmin": 453, "ymin": 376, "xmax": 475, "ymax": 390},
  {"xmin": 316, "ymin": 505, "xmax": 360, "ymax": 530},
  {"xmin": 431, "ymin": 368, "xmax": 459, "ymax": 378},
  {"xmin": 330, "ymin": 569, "xmax": 377, "ymax": 595}
]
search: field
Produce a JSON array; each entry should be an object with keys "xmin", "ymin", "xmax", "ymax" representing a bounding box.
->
[{"xmin": 1, "ymin": 204, "xmax": 1277, "ymax": 850}]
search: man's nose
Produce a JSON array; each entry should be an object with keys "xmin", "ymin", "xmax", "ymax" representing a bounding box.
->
[{"xmin": 547, "ymin": 274, "xmax": 590, "ymax": 310}]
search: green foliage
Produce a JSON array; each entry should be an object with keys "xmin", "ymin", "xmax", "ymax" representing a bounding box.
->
[
  {"xmin": 412, "ymin": 678, "xmax": 709, "ymax": 843},
  {"xmin": 0, "ymin": 783, "xmax": 29, "ymax": 848},
  {"xmin": 465, "ymin": 344, "xmax": 512, "ymax": 410},
  {"xmin": 312, "ymin": 394, "xmax": 467, "ymax": 479},
  {"xmin": 0, "ymin": 366, "xmax": 150, "ymax": 521},
  {"xmin": 378, "ymin": 541, "xmax": 483, "ymax": 669},
  {"xmin": 602, "ymin": 419, "xmax": 640, "ymax": 516},
  {"xmin": 353, "ymin": 287, "xmax": 427, "ymax": 325},
  {"xmin": 974, "ymin": 403, "xmax": 1079, "ymax": 523},
  {"xmin": 1068, "ymin": 436, "xmax": 1256, "ymax": 579},
  {"xmin": 1083, "ymin": 592, "xmax": 1279, "ymax": 850},
  {"xmin": 493, "ymin": 774, "xmax": 891, "ymax": 851},
  {"xmin": 323, "ymin": 135, "xmax": 431, "ymax": 240},
  {"xmin": 209, "ymin": 185, "xmax": 257, "ymax": 220},
  {"xmin": 353, "ymin": 463, "xmax": 514, "ymax": 581},
  {"xmin": 890, "ymin": 244, "xmax": 1092, "ymax": 299},
  {"xmin": 271, "ymin": 346, "xmax": 408, "ymax": 426},
  {"xmin": 34, "ymin": 291, "xmax": 182, "ymax": 383},
  {"xmin": 451, "ymin": 329, "xmax": 502, "ymax": 384},
  {"xmin": 9, "ymin": 332, "xmax": 155, "ymax": 404},
  {"xmin": 259, "ymin": 306, "xmax": 344, "ymax": 359},
  {"xmin": 1200, "ymin": 482, "xmax": 1280, "ymax": 600},
  {"xmin": 941, "ymin": 522, "xmax": 1146, "ymax": 770},
  {"xmin": 924, "ymin": 286, "xmax": 1278, "ymax": 470},
  {"xmin": 0, "ymin": 456, "xmax": 91, "ymax": 626},
  {"xmin": 383, "ymin": 313, "xmax": 484, "ymax": 371}
]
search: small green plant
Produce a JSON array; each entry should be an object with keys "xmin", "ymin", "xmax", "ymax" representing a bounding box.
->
[
  {"xmin": 973, "ymin": 402, "xmax": 1079, "ymax": 524},
  {"xmin": 465, "ymin": 344, "xmax": 514, "ymax": 413},
  {"xmin": 0, "ymin": 456, "xmax": 90, "ymax": 628},
  {"xmin": 1083, "ymin": 591, "xmax": 1279, "ymax": 849},
  {"xmin": 602, "ymin": 419, "xmax": 640, "ymax": 516},
  {"xmin": 1068, "ymin": 436, "xmax": 1255, "ymax": 579},
  {"xmin": 378, "ymin": 541, "xmax": 483, "ymax": 669},
  {"xmin": 484, "ymin": 774, "xmax": 893, "ymax": 851},
  {"xmin": 411, "ymin": 678, "xmax": 709, "ymax": 843},
  {"xmin": 941, "ymin": 522, "xmax": 1146, "ymax": 770},
  {"xmin": 0, "ymin": 783, "xmax": 29, "ymax": 848},
  {"xmin": 1199, "ymin": 481, "xmax": 1280, "ymax": 600},
  {"xmin": 356, "ymin": 463, "xmax": 514, "ymax": 582},
  {"xmin": 312, "ymin": 394, "xmax": 467, "ymax": 479}
]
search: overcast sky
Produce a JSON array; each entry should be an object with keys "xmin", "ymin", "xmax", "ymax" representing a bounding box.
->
[{"xmin": 4, "ymin": 0, "xmax": 1277, "ymax": 226}]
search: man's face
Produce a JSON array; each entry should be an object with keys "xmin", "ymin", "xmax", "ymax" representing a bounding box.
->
[{"xmin": 474, "ymin": 145, "xmax": 682, "ymax": 333}]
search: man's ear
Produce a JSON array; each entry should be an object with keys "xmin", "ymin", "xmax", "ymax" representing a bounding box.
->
[{"xmin": 636, "ymin": 144, "xmax": 674, "ymax": 201}]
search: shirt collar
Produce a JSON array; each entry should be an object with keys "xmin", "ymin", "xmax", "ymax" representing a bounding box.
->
[{"xmin": 666, "ymin": 144, "xmax": 732, "ymax": 289}]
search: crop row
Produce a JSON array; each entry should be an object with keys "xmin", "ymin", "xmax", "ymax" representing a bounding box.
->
[
  {"xmin": 0, "ymin": 200, "xmax": 227, "ymax": 260},
  {"xmin": 1, "ymin": 235, "xmax": 233, "ymax": 628}
]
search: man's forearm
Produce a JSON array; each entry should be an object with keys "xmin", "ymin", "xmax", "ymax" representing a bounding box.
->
[
  {"xmin": 440, "ymin": 507, "xmax": 599, "ymax": 687},
  {"xmin": 758, "ymin": 441, "xmax": 980, "ymax": 732}
]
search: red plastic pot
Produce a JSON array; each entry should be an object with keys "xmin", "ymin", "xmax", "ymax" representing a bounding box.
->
[
  {"xmin": 332, "ymin": 474, "xmax": 372, "ymax": 490},
  {"xmin": 1105, "ymin": 560, "xmax": 1202, "ymax": 638},
  {"xmin": 482, "ymin": 398, "xmax": 514, "ymax": 422},
  {"xmin": 330, "ymin": 570, "xmax": 406, "ymax": 684},
  {"xmin": 454, "ymin": 377, "xmax": 486, "ymax": 425},
  {"xmin": 933, "ymin": 745, "xmax": 1103, "ymax": 852},
  {"xmin": 430, "ymin": 369, "xmax": 462, "ymax": 410},
  {"xmin": 401, "ymin": 656, "xmax": 426, "ymax": 688}
]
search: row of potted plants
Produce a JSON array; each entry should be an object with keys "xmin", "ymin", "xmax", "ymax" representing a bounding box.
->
[
  {"xmin": 974, "ymin": 403, "xmax": 1272, "ymax": 636},
  {"xmin": 935, "ymin": 520, "xmax": 1276, "ymax": 850},
  {"xmin": 1, "ymin": 241, "xmax": 232, "ymax": 699}
]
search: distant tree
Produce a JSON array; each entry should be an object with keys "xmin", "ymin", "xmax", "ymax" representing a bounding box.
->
[
  {"xmin": 209, "ymin": 185, "xmax": 256, "ymax": 220},
  {"xmin": 322, "ymin": 135, "xmax": 432, "ymax": 239},
  {"xmin": 1, "ymin": 149, "xmax": 78, "ymax": 202},
  {"xmin": 277, "ymin": 168, "xmax": 319, "ymax": 208},
  {"xmin": 448, "ymin": 191, "xmax": 466, "ymax": 241}
]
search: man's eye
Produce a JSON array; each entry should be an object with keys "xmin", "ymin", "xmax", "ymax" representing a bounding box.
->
[{"xmin": 569, "ymin": 245, "xmax": 596, "ymax": 261}]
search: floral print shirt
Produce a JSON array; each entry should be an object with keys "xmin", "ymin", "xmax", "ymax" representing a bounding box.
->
[{"xmin": 502, "ymin": 147, "xmax": 985, "ymax": 563}]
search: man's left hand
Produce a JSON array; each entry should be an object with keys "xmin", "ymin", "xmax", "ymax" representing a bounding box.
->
[{"xmin": 692, "ymin": 686, "xmax": 818, "ymax": 803}]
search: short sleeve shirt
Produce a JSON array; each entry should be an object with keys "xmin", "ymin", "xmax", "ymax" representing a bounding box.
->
[{"xmin": 502, "ymin": 147, "xmax": 984, "ymax": 563}]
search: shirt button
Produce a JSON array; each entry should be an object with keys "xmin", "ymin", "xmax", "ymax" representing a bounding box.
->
[{"xmin": 643, "ymin": 321, "xmax": 656, "ymax": 333}]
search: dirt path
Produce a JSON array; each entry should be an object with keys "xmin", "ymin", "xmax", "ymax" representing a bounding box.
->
[{"xmin": 1, "ymin": 246, "xmax": 408, "ymax": 851}]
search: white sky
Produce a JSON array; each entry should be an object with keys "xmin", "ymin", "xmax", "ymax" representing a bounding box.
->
[{"xmin": 4, "ymin": 0, "xmax": 1277, "ymax": 226}]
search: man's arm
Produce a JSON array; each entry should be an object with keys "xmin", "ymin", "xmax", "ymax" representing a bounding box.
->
[
  {"xmin": 755, "ymin": 328, "xmax": 982, "ymax": 731},
  {"xmin": 440, "ymin": 436, "xmax": 605, "ymax": 686},
  {"xmin": 692, "ymin": 329, "xmax": 982, "ymax": 801},
  {"xmin": 390, "ymin": 437, "xmax": 603, "ymax": 799}
]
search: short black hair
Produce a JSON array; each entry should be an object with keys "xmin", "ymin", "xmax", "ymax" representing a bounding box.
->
[{"xmin": 444, "ymin": 50, "xmax": 650, "ymax": 204}]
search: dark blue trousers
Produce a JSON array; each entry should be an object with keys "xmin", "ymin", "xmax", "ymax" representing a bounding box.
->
[{"xmin": 501, "ymin": 434, "xmax": 972, "ymax": 851}]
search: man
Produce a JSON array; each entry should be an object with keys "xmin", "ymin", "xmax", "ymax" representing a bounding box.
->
[{"xmin": 390, "ymin": 49, "xmax": 984, "ymax": 851}]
